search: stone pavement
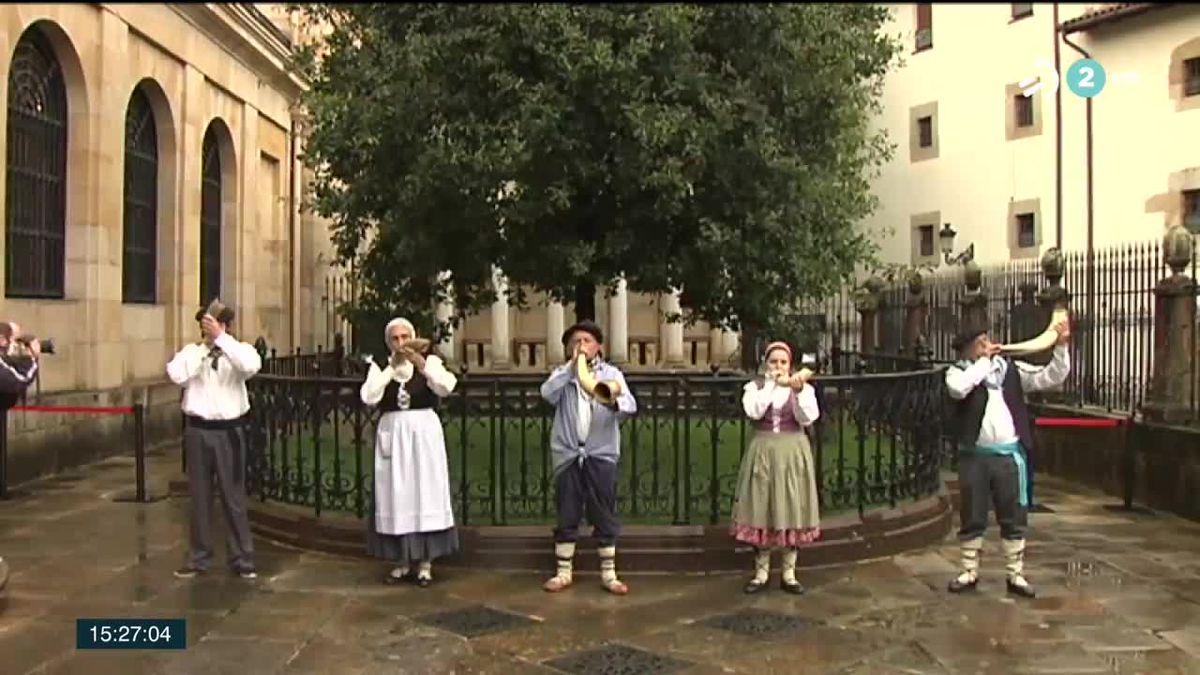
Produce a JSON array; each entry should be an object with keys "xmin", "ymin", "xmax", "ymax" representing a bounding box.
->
[{"xmin": 3, "ymin": 452, "xmax": 1200, "ymax": 674}]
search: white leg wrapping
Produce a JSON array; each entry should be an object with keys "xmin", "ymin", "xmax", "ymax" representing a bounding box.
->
[
  {"xmin": 955, "ymin": 537, "xmax": 983, "ymax": 585},
  {"xmin": 781, "ymin": 548, "xmax": 798, "ymax": 584},
  {"xmin": 752, "ymin": 549, "xmax": 771, "ymax": 584},
  {"xmin": 1003, "ymin": 538, "xmax": 1030, "ymax": 587}
]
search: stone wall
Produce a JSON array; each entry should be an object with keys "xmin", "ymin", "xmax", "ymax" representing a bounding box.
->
[
  {"xmin": 5, "ymin": 381, "xmax": 181, "ymax": 488},
  {"xmin": 1032, "ymin": 403, "xmax": 1200, "ymax": 522}
]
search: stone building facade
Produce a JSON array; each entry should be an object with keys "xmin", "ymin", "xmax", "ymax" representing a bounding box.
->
[{"xmin": 0, "ymin": 3, "xmax": 329, "ymax": 485}]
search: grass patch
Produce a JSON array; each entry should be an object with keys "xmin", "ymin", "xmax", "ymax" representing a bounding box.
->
[{"xmin": 259, "ymin": 414, "xmax": 931, "ymax": 524}]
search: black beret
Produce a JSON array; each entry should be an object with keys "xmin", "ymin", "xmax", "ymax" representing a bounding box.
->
[{"xmin": 561, "ymin": 319, "xmax": 603, "ymax": 346}]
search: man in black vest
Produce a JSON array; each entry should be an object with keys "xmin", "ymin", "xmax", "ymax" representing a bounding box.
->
[{"xmin": 945, "ymin": 319, "xmax": 1069, "ymax": 598}]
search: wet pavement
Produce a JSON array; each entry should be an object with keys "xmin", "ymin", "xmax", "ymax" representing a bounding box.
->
[{"xmin": 2, "ymin": 452, "xmax": 1200, "ymax": 674}]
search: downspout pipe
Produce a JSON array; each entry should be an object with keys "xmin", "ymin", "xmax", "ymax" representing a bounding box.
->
[
  {"xmin": 288, "ymin": 116, "xmax": 298, "ymax": 351},
  {"xmin": 1053, "ymin": 3, "xmax": 1063, "ymax": 249},
  {"xmin": 1060, "ymin": 27, "xmax": 1096, "ymax": 397}
]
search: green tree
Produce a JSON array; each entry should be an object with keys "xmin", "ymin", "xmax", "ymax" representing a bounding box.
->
[{"xmin": 293, "ymin": 3, "xmax": 901, "ymax": 366}]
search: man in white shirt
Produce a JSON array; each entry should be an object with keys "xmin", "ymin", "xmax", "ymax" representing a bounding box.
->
[
  {"xmin": 944, "ymin": 319, "xmax": 1070, "ymax": 599},
  {"xmin": 166, "ymin": 305, "xmax": 262, "ymax": 579}
]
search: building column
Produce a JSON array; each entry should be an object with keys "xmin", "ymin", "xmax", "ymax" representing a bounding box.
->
[
  {"xmin": 435, "ymin": 270, "xmax": 456, "ymax": 365},
  {"xmin": 546, "ymin": 300, "xmax": 565, "ymax": 366},
  {"xmin": 490, "ymin": 267, "xmax": 511, "ymax": 369},
  {"xmin": 721, "ymin": 329, "xmax": 740, "ymax": 366},
  {"xmin": 237, "ymin": 101, "xmax": 260, "ymax": 340},
  {"xmin": 608, "ymin": 277, "xmax": 629, "ymax": 364},
  {"xmin": 659, "ymin": 289, "xmax": 685, "ymax": 367},
  {"xmin": 708, "ymin": 326, "xmax": 724, "ymax": 365}
]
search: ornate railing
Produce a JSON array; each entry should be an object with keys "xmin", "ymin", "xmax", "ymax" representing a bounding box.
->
[{"xmin": 246, "ymin": 363, "xmax": 946, "ymax": 525}]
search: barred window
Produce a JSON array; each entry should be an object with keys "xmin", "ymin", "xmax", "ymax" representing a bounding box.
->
[
  {"xmin": 5, "ymin": 27, "xmax": 67, "ymax": 299},
  {"xmin": 123, "ymin": 87, "xmax": 158, "ymax": 304},
  {"xmin": 200, "ymin": 125, "xmax": 222, "ymax": 304}
]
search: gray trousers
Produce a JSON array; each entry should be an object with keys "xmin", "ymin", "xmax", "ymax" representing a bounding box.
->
[
  {"xmin": 554, "ymin": 457, "xmax": 621, "ymax": 547},
  {"xmin": 957, "ymin": 452, "xmax": 1027, "ymax": 541},
  {"xmin": 185, "ymin": 421, "xmax": 255, "ymax": 572}
]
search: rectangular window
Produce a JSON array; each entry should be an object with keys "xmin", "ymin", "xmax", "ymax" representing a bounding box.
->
[
  {"xmin": 1185, "ymin": 58, "xmax": 1200, "ymax": 97},
  {"xmin": 918, "ymin": 224, "xmax": 934, "ymax": 257},
  {"xmin": 1011, "ymin": 3, "xmax": 1033, "ymax": 19},
  {"xmin": 915, "ymin": 4, "xmax": 932, "ymax": 51},
  {"xmin": 1016, "ymin": 213, "xmax": 1036, "ymax": 248},
  {"xmin": 917, "ymin": 116, "xmax": 933, "ymax": 148},
  {"xmin": 1014, "ymin": 94, "xmax": 1034, "ymax": 128},
  {"xmin": 1185, "ymin": 189, "xmax": 1200, "ymax": 233}
]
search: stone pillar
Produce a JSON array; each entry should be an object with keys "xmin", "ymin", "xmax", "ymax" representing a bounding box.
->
[
  {"xmin": 546, "ymin": 300, "xmax": 565, "ymax": 366},
  {"xmin": 1144, "ymin": 226, "xmax": 1197, "ymax": 424},
  {"xmin": 901, "ymin": 270, "xmax": 929, "ymax": 359},
  {"xmin": 959, "ymin": 261, "xmax": 987, "ymax": 331},
  {"xmin": 659, "ymin": 289, "xmax": 685, "ymax": 367},
  {"xmin": 854, "ymin": 277, "xmax": 884, "ymax": 354},
  {"xmin": 708, "ymin": 326, "xmax": 723, "ymax": 366},
  {"xmin": 434, "ymin": 271, "xmax": 457, "ymax": 365},
  {"xmin": 722, "ymin": 329, "xmax": 740, "ymax": 367},
  {"xmin": 490, "ymin": 267, "xmax": 511, "ymax": 369},
  {"xmin": 1032, "ymin": 248, "xmax": 1071, "ymax": 367},
  {"xmin": 1008, "ymin": 282, "xmax": 1042, "ymax": 344},
  {"xmin": 608, "ymin": 277, "xmax": 629, "ymax": 364}
]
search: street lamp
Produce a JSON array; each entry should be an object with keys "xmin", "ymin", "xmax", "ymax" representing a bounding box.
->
[{"xmin": 938, "ymin": 222, "xmax": 975, "ymax": 266}]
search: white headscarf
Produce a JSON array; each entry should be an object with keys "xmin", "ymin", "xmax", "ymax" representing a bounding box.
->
[{"xmin": 384, "ymin": 317, "xmax": 416, "ymax": 353}]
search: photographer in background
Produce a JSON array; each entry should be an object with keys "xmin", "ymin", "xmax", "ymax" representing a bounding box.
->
[
  {"xmin": 0, "ymin": 321, "xmax": 41, "ymax": 594},
  {"xmin": 0, "ymin": 321, "xmax": 41, "ymax": 409}
]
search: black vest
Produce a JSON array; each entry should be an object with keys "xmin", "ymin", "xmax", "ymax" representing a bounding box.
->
[
  {"xmin": 952, "ymin": 358, "xmax": 1035, "ymax": 451},
  {"xmin": 375, "ymin": 361, "xmax": 440, "ymax": 413}
]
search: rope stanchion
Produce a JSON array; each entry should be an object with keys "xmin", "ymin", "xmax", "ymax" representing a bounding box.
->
[{"xmin": 0, "ymin": 402, "xmax": 163, "ymax": 504}]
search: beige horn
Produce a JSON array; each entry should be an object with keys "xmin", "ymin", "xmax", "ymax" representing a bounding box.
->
[
  {"xmin": 999, "ymin": 307, "xmax": 1070, "ymax": 356},
  {"xmin": 576, "ymin": 353, "xmax": 622, "ymax": 406},
  {"xmin": 206, "ymin": 297, "xmax": 226, "ymax": 318}
]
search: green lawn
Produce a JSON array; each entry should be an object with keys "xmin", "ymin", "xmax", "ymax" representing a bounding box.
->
[{"xmin": 257, "ymin": 414, "xmax": 933, "ymax": 524}]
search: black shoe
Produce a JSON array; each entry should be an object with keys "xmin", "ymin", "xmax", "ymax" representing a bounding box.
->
[
  {"xmin": 174, "ymin": 566, "xmax": 206, "ymax": 579},
  {"xmin": 947, "ymin": 576, "xmax": 978, "ymax": 593},
  {"xmin": 1007, "ymin": 578, "xmax": 1036, "ymax": 598},
  {"xmin": 743, "ymin": 579, "xmax": 767, "ymax": 594},
  {"xmin": 416, "ymin": 575, "xmax": 432, "ymax": 588},
  {"xmin": 780, "ymin": 580, "xmax": 805, "ymax": 595}
]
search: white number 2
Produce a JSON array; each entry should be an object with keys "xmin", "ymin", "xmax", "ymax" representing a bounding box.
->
[{"xmin": 1079, "ymin": 67, "xmax": 1095, "ymax": 88}]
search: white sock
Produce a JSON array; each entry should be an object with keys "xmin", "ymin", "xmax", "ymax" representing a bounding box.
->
[
  {"xmin": 752, "ymin": 549, "xmax": 771, "ymax": 584},
  {"xmin": 553, "ymin": 542, "xmax": 575, "ymax": 583},
  {"xmin": 1003, "ymin": 538, "xmax": 1029, "ymax": 586},
  {"xmin": 417, "ymin": 560, "xmax": 432, "ymax": 580},
  {"xmin": 781, "ymin": 548, "xmax": 798, "ymax": 584},
  {"xmin": 957, "ymin": 537, "xmax": 984, "ymax": 584},
  {"xmin": 598, "ymin": 546, "xmax": 619, "ymax": 584},
  {"xmin": 389, "ymin": 566, "xmax": 409, "ymax": 579}
]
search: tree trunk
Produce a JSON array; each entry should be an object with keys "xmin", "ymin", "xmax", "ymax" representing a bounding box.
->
[
  {"xmin": 573, "ymin": 279, "xmax": 596, "ymax": 323},
  {"xmin": 739, "ymin": 322, "xmax": 760, "ymax": 372}
]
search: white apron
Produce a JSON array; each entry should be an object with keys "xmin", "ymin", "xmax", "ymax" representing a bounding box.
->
[{"xmin": 373, "ymin": 408, "xmax": 455, "ymax": 535}]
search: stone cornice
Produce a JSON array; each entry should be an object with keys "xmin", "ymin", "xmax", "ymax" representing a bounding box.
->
[{"xmin": 168, "ymin": 3, "xmax": 308, "ymax": 99}]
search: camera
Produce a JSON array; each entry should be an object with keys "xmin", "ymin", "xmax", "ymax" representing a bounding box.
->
[{"xmin": 7, "ymin": 335, "xmax": 53, "ymax": 357}]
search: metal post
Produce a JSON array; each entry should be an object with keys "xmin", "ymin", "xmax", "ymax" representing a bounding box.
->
[
  {"xmin": 134, "ymin": 404, "xmax": 146, "ymax": 503},
  {"xmin": 0, "ymin": 408, "xmax": 8, "ymax": 500}
]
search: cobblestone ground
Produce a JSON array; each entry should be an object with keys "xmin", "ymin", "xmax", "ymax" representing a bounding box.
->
[{"xmin": 2, "ymin": 452, "xmax": 1200, "ymax": 674}]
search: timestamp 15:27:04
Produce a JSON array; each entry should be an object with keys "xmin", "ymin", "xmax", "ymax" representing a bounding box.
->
[{"xmin": 76, "ymin": 619, "xmax": 187, "ymax": 650}]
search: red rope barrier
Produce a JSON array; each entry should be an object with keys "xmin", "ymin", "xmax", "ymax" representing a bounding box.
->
[
  {"xmin": 11, "ymin": 405, "xmax": 135, "ymax": 415},
  {"xmin": 1034, "ymin": 417, "xmax": 1123, "ymax": 428}
]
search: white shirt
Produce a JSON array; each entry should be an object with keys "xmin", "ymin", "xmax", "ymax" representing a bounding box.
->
[
  {"xmin": 575, "ymin": 382, "xmax": 594, "ymax": 443},
  {"xmin": 360, "ymin": 355, "xmax": 457, "ymax": 406},
  {"xmin": 742, "ymin": 379, "xmax": 821, "ymax": 429},
  {"xmin": 166, "ymin": 333, "xmax": 263, "ymax": 421},
  {"xmin": 945, "ymin": 344, "xmax": 1071, "ymax": 446}
]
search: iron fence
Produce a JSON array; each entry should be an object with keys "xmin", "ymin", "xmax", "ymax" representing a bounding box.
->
[{"xmin": 246, "ymin": 364, "xmax": 946, "ymax": 525}]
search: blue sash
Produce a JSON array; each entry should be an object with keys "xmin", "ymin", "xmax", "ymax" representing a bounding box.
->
[{"xmin": 963, "ymin": 441, "xmax": 1028, "ymax": 507}]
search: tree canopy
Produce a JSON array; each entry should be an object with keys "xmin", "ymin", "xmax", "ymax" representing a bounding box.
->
[{"xmin": 293, "ymin": 3, "xmax": 901, "ymax": 358}]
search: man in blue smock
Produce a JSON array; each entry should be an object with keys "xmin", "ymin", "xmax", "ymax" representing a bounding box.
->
[
  {"xmin": 539, "ymin": 320, "xmax": 637, "ymax": 595},
  {"xmin": 945, "ymin": 319, "xmax": 1069, "ymax": 599}
]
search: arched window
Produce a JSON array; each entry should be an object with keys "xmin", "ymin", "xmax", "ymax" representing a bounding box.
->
[
  {"xmin": 200, "ymin": 125, "xmax": 221, "ymax": 303},
  {"xmin": 5, "ymin": 27, "xmax": 67, "ymax": 299},
  {"xmin": 122, "ymin": 86, "xmax": 157, "ymax": 304}
]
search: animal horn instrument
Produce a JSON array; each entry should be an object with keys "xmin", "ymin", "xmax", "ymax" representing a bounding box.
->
[
  {"xmin": 403, "ymin": 337, "xmax": 432, "ymax": 353},
  {"xmin": 576, "ymin": 352, "xmax": 621, "ymax": 406},
  {"xmin": 205, "ymin": 297, "xmax": 226, "ymax": 318},
  {"xmin": 999, "ymin": 307, "xmax": 1070, "ymax": 356}
]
